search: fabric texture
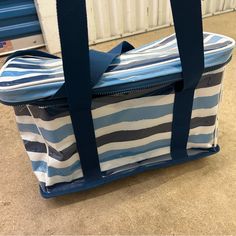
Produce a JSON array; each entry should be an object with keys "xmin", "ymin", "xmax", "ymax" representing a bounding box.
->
[
  {"xmin": 14, "ymin": 67, "xmax": 224, "ymax": 187},
  {"xmin": 0, "ymin": 33, "xmax": 234, "ymax": 104},
  {"xmin": 0, "ymin": 32, "xmax": 234, "ymax": 191}
]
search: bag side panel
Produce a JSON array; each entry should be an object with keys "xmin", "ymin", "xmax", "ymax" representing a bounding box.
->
[
  {"xmin": 14, "ymin": 104, "xmax": 83, "ymax": 187},
  {"xmin": 92, "ymin": 68, "xmax": 225, "ymax": 172},
  {"xmin": 188, "ymin": 67, "xmax": 225, "ymax": 152}
]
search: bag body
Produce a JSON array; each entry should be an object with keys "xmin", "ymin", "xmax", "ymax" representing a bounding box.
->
[
  {"xmin": 0, "ymin": 0, "xmax": 235, "ymax": 197},
  {"xmin": 0, "ymin": 31, "xmax": 234, "ymax": 197},
  {"xmin": 14, "ymin": 67, "xmax": 223, "ymax": 188}
]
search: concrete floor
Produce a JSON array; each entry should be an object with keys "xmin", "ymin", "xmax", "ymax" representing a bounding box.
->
[{"xmin": 0, "ymin": 12, "xmax": 236, "ymax": 235}]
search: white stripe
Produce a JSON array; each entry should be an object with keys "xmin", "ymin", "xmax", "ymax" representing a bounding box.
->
[
  {"xmin": 103, "ymin": 40, "xmax": 233, "ymax": 77},
  {"xmin": 92, "ymin": 93, "xmax": 175, "ymax": 119},
  {"xmin": 187, "ymin": 142, "xmax": 214, "ymax": 149},
  {"xmin": 202, "ymin": 67, "xmax": 224, "ymax": 76},
  {"xmin": 20, "ymin": 132, "xmax": 76, "ymax": 152},
  {"xmin": 16, "ymin": 115, "xmax": 72, "ymax": 131},
  {"xmin": 110, "ymin": 51, "xmax": 175, "ymax": 66},
  {"xmin": 142, "ymin": 34, "xmax": 219, "ymax": 54},
  {"xmin": 97, "ymin": 132, "xmax": 172, "ymax": 155},
  {"xmin": 34, "ymin": 169, "xmax": 83, "ymax": 187},
  {"xmin": 0, "ymin": 77, "xmax": 64, "ymax": 90},
  {"xmin": 27, "ymin": 152, "xmax": 80, "ymax": 169},
  {"xmin": 134, "ymin": 35, "xmax": 176, "ymax": 52},
  {"xmin": 95, "ymin": 105, "xmax": 218, "ymax": 138},
  {"xmin": 100, "ymin": 147, "xmax": 170, "ymax": 171},
  {"xmin": 195, "ymin": 84, "xmax": 222, "ymax": 98},
  {"xmin": 93, "ymin": 82, "xmax": 220, "ymax": 120},
  {"xmin": 16, "ymin": 102, "xmax": 219, "ymax": 144},
  {"xmin": 20, "ymin": 131, "xmax": 45, "ymax": 143},
  {"xmin": 95, "ymin": 114, "xmax": 173, "ymax": 138},
  {"xmin": 189, "ymin": 125, "xmax": 216, "ymax": 136},
  {"xmin": 191, "ymin": 105, "xmax": 218, "ymax": 118},
  {"xmin": 9, "ymin": 59, "xmax": 62, "ymax": 68},
  {"xmin": 108, "ymin": 35, "xmax": 229, "ymax": 68},
  {"xmin": 98, "ymin": 123, "xmax": 216, "ymax": 156},
  {"xmin": 103, "ymin": 55, "xmax": 182, "ymax": 77},
  {"xmin": 0, "ymin": 69, "xmax": 63, "ymax": 82}
]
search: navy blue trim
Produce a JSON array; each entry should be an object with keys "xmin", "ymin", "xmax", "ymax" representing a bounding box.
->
[
  {"xmin": 40, "ymin": 146, "xmax": 220, "ymax": 198},
  {"xmin": 0, "ymin": 59, "xmax": 230, "ymax": 107},
  {"xmin": 6, "ymin": 50, "xmax": 59, "ymax": 62},
  {"xmin": 170, "ymin": 0, "xmax": 204, "ymax": 90},
  {"xmin": 56, "ymin": 0, "xmax": 101, "ymax": 180},
  {"xmin": 170, "ymin": 0, "xmax": 205, "ymax": 160},
  {"xmin": 171, "ymin": 88, "xmax": 195, "ymax": 158},
  {"xmin": 54, "ymin": 41, "xmax": 134, "ymax": 99}
]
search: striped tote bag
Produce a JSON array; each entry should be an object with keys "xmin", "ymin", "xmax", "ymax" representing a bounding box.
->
[{"xmin": 0, "ymin": 0, "xmax": 234, "ymax": 198}]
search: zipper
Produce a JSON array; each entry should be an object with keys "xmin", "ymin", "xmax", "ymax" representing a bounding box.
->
[
  {"xmin": 31, "ymin": 59, "xmax": 230, "ymax": 107},
  {"xmin": 3, "ymin": 57, "xmax": 232, "ymax": 108},
  {"xmin": 29, "ymin": 81, "xmax": 174, "ymax": 108}
]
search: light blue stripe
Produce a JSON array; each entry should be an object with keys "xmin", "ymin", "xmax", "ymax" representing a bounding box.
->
[
  {"xmin": 0, "ymin": 49, "xmax": 232, "ymax": 104},
  {"xmin": 17, "ymin": 123, "xmax": 40, "ymax": 135},
  {"xmin": 30, "ymin": 133, "xmax": 213, "ymax": 178},
  {"xmin": 39, "ymin": 124, "xmax": 74, "ymax": 143},
  {"xmin": 193, "ymin": 93, "xmax": 219, "ymax": 110},
  {"xmin": 99, "ymin": 133, "xmax": 214, "ymax": 164},
  {"xmin": 2, "ymin": 68, "xmax": 63, "ymax": 77},
  {"xmin": 188, "ymin": 133, "xmax": 214, "ymax": 144},
  {"xmin": 95, "ymin": 49, "xmax": 231, "ymax": 89},
  {"xmin": 94, "ymin": 94, "xmax": 219, "ymax": 130},
  {"xmin": 18, "ymin": 123, "xmax": 74, "ymax": 143},
  {"xmin": 31, "ymin": 160, "xmax": 81, "ymax": 177},
  {"xmin": 17, "ymin": 93, "xmax": 219, "ymax": 143},
  {"xmin": 208, "ymin": 35, "xmax": 223, "ymax": 43},
  {"xmin": 14, "ymin": 58, "xmax": 61, "ymax": 65},
  {"xmin": 99, "ymin": 139, "xmax": 171, "ymax": 162},
  {"xmin": 94, "ymin": 103, "xmax": 174, "ymax": 130}
]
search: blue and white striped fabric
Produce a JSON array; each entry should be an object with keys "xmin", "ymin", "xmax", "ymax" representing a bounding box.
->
[
  {"xmin": 14, "ymin": 67, "xmax": 224, "ymax": 186},
  {"xmin": 0, "ymin": 32, "xmax": 234, "ymax": 187},
  {"xmin": 0, "ymin": 32, "xmax": 234, "ymax": 104}
]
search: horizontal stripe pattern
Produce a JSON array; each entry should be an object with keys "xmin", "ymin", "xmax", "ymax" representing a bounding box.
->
[
  {"xmin": 17, "ymin": 70, "xmax": 222, "ymax": 186},
  {"xmin": 9, "ymin": 34, "xmax": 229, "ymax": 186},
  {"xmin": 0, "ymin": 32, "xmax": 234, "ymax": 104},
  {"xmin": 16, "ymin": 84, "xmax": 221, "ymax": 148}
]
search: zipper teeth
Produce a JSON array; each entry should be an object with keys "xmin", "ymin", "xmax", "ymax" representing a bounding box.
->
[
  {"xmin": 30, "ymin": 82, "xmax": 172, "ymax": 109},
  {"xmin": 93, "ymin": 59, "xmax": 230, "ymax": 96},
  {"xmin": 7, "ymin": 59, "xmax": 231, "ymax": 108},
  {"xmin": 94, "ymin": 80, "xmax": 174, "ymax": 96}
]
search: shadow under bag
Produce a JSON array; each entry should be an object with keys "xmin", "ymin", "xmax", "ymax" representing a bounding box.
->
[{"xmin": 0, "ymin": 0, "xmax": 234, "ymax": 198}]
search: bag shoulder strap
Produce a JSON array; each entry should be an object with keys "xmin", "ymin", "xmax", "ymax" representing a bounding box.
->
[
  {"xmin": 170, "ymin": 0, "xmax": 204, "ymax": 159},
  {"xmin": 57, "ymin": 0, "xmax": 101, "ymax": 180},
  {"xmin": 56, "ymin": 0, "xmax": 204, "ymax": 178}
]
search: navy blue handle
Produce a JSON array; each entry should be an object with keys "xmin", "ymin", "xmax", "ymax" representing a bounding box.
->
[
  {"xmin": 170, "ymin": 0, "xmax": 204, "ymax": 160},
  {"xmin": 6, "ymin": 50, "xmax": 59, "ymax": 62},
  {"xmin": 170, "ymin": 0, "xmax": 204, "ymax": 90},
  {"xmin": 56, "ymin": 0, "xmax": 101, "ymax": 180},
  {"xmin": 56, "ymin": 0, "xmax": 204, "ymax": 179}
]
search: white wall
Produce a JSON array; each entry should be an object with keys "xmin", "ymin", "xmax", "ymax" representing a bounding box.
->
[{"xmin": 35, "ymin": 0, "xmax": 236, "ymax": 54}]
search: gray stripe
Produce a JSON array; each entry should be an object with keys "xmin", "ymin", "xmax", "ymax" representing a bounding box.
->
[
  {"xmin": 14, "ymin": 106, "xmax": 30, "ymax": 116},
  {"xmin": 96, "ymin": 115, "xmax": 217, "ymax": 147},
  {"xmin": 96, "ymin": 122, "xmax": 172, "ymax": 147},
  {"xmin": 48, "ymin": 143, "xmax": 77, "ymax": 161},
  {"xmin": 23, "ymin": 140, "xmax": 47, "ymax": 153},
  {"xmin": 24, "ymin": 140, "xmax": 77, "ymax": 162},
  {"xmin": 93, "ymin": 71, "xmax": 223, "ymax": 110},
  {"xmin": 197, "ymin": 72, "xmax": 223, "ymax": 89},
  {"xmin": 13, "ymin": 73, "xmax": 223, "ymax": 120},
  {"xmin": 29, "ymin": 105, "xmax": 69, "ymax": 121},
  {"xmin": 107, "ymin": 42, "xmax": 230, "ymax": 72}
]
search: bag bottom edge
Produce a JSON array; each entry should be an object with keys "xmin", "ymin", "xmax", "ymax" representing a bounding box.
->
[{"xmin": 39, "ymin": 146, "xmax": 220, "ymax": 198}]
